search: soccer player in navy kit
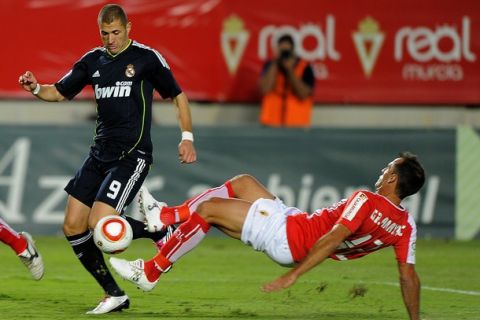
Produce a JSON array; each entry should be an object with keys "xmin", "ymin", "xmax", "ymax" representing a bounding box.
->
[{"xmin": 18, "ymin": 4, "xmax": 197, "ymax": 314}]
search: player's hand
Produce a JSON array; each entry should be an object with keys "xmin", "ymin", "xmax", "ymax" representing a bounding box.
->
[
  {"xmin": 261, "ymin": 273, "xmax": 297, "ymax": 292},
  {"xmin": 18, "ymin": 71, "xmax": 38, "ymax": 92},
  {"xmin": 178, "ymin": 140, "xmax": 196, "ymax": 164}
]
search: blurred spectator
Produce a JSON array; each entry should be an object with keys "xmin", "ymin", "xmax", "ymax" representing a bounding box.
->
[{"xmin": 258, "ymin": 34, "xmax": 315, "ymax": 127}]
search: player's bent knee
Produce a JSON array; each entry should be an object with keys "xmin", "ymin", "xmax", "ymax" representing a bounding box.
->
[
  {"xmin": 63, "ymin": 212, "xmax": 89, "ymax": 236},
  {"xmin": 63, "ymin": 221, "xmax": 87, "ymax": 236},
  {"xmin": 230, "ymin": 174, "xmax": 255, "ymax": 192},
  {"xmin": 230, "ymin": 174, "xmax": 254, "ymax": 184},
  {"xmin": 196, "ymin": 198, "xmax": 223, "ymax": 222},
  {"xmin": 196, "ymin": 199, "xmax": 214, "ymax": 215}
]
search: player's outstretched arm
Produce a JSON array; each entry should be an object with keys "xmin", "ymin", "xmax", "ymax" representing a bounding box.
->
[
  {"xmin": 398, "ymin": 262, "xmax": 421, "ymax": 320},
  {"xmin": 261, "ymin": 224, "xmax": 351, "ymax": 292},
  {"xmin": 173, "ymin": 92, "xmax": 197, "ymax": 164},
  {"xmin": 18, "ymin": 71, "xmax": 65, "ymax": 102}
]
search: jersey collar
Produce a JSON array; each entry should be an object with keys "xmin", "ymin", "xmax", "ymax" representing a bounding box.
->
[
  {"xmin": 377, "ymin": 192, "xmax": 406, "ymax": 211},
  {"xmin": 106, "ymin": 39, "xmax": 132, "ymax": 58}
]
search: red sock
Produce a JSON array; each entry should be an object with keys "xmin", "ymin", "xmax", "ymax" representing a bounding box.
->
[
  {"xmin": 161, "ymin": 180, "xmax": 234, "ymax": 225},
  {"xmin": 143, "ymin": 259, "xmax": 161, "ymax": 282},
  {"xmin": 0, "ymin": 220, "xmax": 27, "ymax": 254},
  {"xmin": 160, "ymin": 204, "xmax": 190, "ymax": 225},
  {"xmin": 149, "ymin": 213, "xmax": 210, "ymax": 276}
]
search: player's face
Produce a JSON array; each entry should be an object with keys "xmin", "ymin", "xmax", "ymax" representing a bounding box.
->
[
  {"xmin": 375, "ymin": 158, "xmax": 401, "ymax": 191},
  {"xmin": 99, "ymin": 19, "xmax": 131, "ymax": 55}
]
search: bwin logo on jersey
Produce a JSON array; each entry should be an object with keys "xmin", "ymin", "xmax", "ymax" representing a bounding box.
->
[{"xmin": 94, "ymin": 83, "xmax": 132, "ymax": 99}]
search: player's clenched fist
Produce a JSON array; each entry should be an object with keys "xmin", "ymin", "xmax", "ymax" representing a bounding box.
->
[
  {"xmin": 178, "ymin": 140, "xmax": 197, "ymax": 164},
  {"xmin": 18, "ymin": 71, "xmax": 38, "ymax": 92}
]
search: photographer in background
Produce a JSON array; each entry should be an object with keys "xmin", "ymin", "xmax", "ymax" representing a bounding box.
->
[{"xmin": 258, "ymin": 34, "xmax": 315, "ymax": 127}]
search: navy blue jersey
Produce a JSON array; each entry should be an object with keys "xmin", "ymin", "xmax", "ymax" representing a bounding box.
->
[{"xmin": 55, "ymin": 40, "xmax": 182, "ymax": 162}]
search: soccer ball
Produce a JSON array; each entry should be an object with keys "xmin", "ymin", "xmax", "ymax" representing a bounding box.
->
[{"xmin": 93, "ymin": 215, "xmax": 133, "ymax": 254}]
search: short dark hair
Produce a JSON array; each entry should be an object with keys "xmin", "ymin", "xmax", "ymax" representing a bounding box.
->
[
  {"xmin": 98, "ymin": 4, "xmax": 128, "ymax": 26},
  {"xmin": 277, "ymin": 34, "xmax": 294, "ymax": 48},
  {"xmin": 394, "ymin": 152, "xmax": 425, "ymax": 199}
]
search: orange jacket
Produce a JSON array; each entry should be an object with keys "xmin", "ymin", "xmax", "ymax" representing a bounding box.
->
[{"xmin": 260, "ymin": 59, "xmax": 313, "ymax": 127}]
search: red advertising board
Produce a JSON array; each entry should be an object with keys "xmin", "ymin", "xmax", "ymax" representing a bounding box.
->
[{"xmin": 1, "ymin": 0, "xmax": 479, "ymax": 104}]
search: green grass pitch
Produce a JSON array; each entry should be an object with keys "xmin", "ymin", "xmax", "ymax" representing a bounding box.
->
[{"xmin": 1, "ymin": 236, "xmax": 479, "ymax": 319}]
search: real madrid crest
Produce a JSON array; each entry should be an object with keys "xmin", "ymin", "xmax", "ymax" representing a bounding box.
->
[{"xmin": 125, "ymin": 64, "xmax": 135, "ymax": 77}]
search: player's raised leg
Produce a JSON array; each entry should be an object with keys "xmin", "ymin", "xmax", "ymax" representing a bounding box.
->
[
  {"xmin": 138, "ymin": 181, "xmax": 234, "ymax": 232},
  {"xmin": 111, "ymin": 197, "xmax": 251, "ymax": 291},
  {"xmin": 141, "ymin": 174, "xmax": 273, "ymax": 232}
]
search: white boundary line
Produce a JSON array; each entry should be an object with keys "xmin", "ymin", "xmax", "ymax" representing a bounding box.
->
[
  {"xmin": 2, "ymin": 274, "xmax": 477, "ymax": 296},
  {"xmin": 373, "ymin": 281, "xmax": 480, "ymax": 296}
]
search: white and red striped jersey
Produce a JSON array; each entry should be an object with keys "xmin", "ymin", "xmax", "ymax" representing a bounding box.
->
[{"xmin": 286, "ymin": 190, "xmax": 417, "ymax": 264}]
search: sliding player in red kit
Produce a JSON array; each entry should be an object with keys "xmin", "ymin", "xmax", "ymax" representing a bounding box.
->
[{"xmin": 111, "ymin": 152, "xmax": 424, "ymax": 320}]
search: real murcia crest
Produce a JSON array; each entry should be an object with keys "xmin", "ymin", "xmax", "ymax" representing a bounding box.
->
[
  {"xmin": 221, "ymin": 15, "xmax": 250, "ymax": 75},
  {"xmin": 352, "ymin": 17, "xmax": 385, "ymax": 78},
  {"xmin": 125, "ymin": 64, "xmax": 135, "ymax": 78}
]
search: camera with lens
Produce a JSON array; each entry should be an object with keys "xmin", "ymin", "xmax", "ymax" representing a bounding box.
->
[
  {"xmin": 277, "ymin": 49, "xmax": 293, "ymax": 73},
  {"xmin": 279, "ymin": 49, "xmax": 293, "ymax": 60}
]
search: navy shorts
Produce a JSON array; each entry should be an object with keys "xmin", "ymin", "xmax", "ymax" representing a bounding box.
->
[{"xmin": 65, "ymin": 150, "xmax": 150, "ymax": 212}]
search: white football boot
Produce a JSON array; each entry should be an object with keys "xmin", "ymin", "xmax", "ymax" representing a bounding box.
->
[
  {"xmin": 18, "ymin": 232, "xmax": 45, "ymax": 280},
  {"xmin": 138, "ymin": 186, "xmax": 167, "ymax": 232},
  {"xmin": 110, "ymin": 258, "xmax": 158, "ymax": 292},
  {"xmin": 86, "ymin": 295, "xmax": 129, "ymax": 314}
]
